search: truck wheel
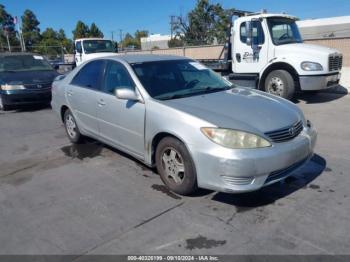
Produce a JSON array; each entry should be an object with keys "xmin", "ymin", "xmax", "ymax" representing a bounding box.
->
[
  {"xmin": 265, "ymin": 70, "xmax": 295, "ymax": 100},
  {"xmin": 155, "ymin": 137, "xmax": 198, "ymax": 196},
  {"xmin": 64, "ymin": 109, "xmax": 83, "ymax": 143}
]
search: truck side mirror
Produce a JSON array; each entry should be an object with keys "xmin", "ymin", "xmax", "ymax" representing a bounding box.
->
[{"xmin": 245, "ymin": 21, "xmax": 252, "ymax": 46}]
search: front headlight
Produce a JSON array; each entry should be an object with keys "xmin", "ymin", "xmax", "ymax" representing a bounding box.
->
[
  {"xmin": 201, "ymin": 127, "xmax": 271, "ymax": 149},
  {"xmin": 0, "ymin": 84, "xmax": 25, "ymax": 90},
  {"xmin": 301, "ymin": 61, "xmax": 323, "ymax": 71}
]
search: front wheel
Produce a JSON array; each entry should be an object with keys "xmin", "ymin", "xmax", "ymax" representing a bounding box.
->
[
  {"xmin": 0, "ymin": 95, "xmax": 10, "ymax": 111},
  {"xmin": 265, "ymin": 70, "xmax": 295, "ymax": 100},
  {"xmin": 155, "ymin": 137, "xmax": 198, "ymax": 196}
]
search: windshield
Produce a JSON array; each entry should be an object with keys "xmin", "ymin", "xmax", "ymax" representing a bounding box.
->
[
  {"xmin": 82, "ymin": 40, "xmax": 115, "ymax": 54},
  {"xmin": 0, "ymin": 55, "xmax": 53, "ymax": 72},
  {"xmin": 267, "ymin": 17, "xmax": 303, "ymax": 45},
  {"xmin": 131, "ymin": 60, "xmax": 233, "ymax": 100}
]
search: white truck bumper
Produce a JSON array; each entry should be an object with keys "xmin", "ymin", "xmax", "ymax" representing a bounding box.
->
[{"xmin": 299, "ymin": 73, "xmax": 341, "ymax": 91}]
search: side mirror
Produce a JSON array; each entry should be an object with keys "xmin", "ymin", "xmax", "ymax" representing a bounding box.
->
[
  {"xmin": 245, "ymin": 21, "xmax": 252, "ymax": 46},
  {"xmin": 115, "ymin": 88, "xmax": 141, "ymax": 101}
]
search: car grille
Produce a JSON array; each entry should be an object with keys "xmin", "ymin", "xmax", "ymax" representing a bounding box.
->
[
  {"xmin": 264, "ymin": 121, "xmax": 303, "ymax": 143},
  {"xmin": 264, "ymin": 157, "xmax": 308, "ymax": 185},
  {"xmin": 328, "ymin": 54, "xmax": 343, "ymax": 71},
  {"xmin": 24, "ymin": 82, "xmax": 52, "ymax": 90}
]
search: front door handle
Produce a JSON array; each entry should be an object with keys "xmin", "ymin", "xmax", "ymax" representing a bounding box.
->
[
  {"xmin": 236, "ymin": 53, "xmax": 241, "ymax": 63},
  {"xmin": 67, "ymin": 90, "xmax": 73, "ymax": 96},
  {"xmin": 98, "ymin": 99, "xmax": 106, "ymax": 106}
]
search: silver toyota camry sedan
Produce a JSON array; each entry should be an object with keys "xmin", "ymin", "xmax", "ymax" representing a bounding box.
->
[{"xmin": 52, "ymin": 55, "xmax": 317, "ymax": 195}]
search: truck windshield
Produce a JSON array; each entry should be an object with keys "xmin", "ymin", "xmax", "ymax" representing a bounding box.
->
[
  {"xmin": 267, "ymin": 17, "xmax": 303, "ymax": 45},
  {"xmin": 83, "ymin": 40, "xmax": 115, "ymax": 54},
  {"xmin": 131, "ymin": 60, "xmax": 233, "ymax": 100}
]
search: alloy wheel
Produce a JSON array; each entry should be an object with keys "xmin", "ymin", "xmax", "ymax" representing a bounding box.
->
[
  {"xmin": 161, "ymin": 147, "xmax": 185, "ymax": 185},
  {"xmin": 65, "ymin": 114, "xmax": 77, "ymax": 139}
]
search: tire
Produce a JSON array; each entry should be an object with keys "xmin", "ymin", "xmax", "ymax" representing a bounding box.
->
[
  {"xmin": 64, "ymin": 109, "xmax": 83, "ymax": 143},
  {"xmin": 265, "ymin": 70, "xmax": 295, "ymax": 100},
  {"xmin": 0, "ymin": 95, "xmax": 10, "ymax": 111},
  {"xmin": 155, "ymin": 137, "xmax": 198, "ymax": 196}
]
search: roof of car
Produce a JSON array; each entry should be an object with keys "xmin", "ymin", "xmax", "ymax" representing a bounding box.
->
[{"xmin": 113, "ymin": 54, "xmax": 190, "ymax": 64}]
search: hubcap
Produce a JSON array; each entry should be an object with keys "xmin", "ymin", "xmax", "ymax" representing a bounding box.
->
[
  {"xmin": 66, "ymin": 114, "xmax": 77, "ymax": 138},
  {"xmin": 161, "ymin": 147, "xmax": 185, "ymax": 185},
  {"xmin": 267, "ymin": 77, "xmax": 284, "ymax": 96}
]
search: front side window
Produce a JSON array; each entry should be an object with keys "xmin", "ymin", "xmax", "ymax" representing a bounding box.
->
[
  {"xmin": 131, "ymin": 60, "xmax": 233, "ymax": 100},
  {"xmin": 71, "ymin": 60, "xmax": 105, "ymax": 90},
  {"xmin": 102, "ymin": 61, "xmax": 135, "ymax": 94},
  {"xmin": 83, "ymin": 40, "xmax": 115, "ymax": 54},
  {"xmin": 0, "ymin": 55, "xmax": 53, "ymax": 72},
  {"xmin": 267, "ymin": 17, "xmax": 303, "ymax": 45},
  {"xmin": 240, "ymin": 21, "xmax": 265, "ymax": 45},
  {"xmin": 75, "ymin": 41, "xmax": 82, "ymax": 53}
]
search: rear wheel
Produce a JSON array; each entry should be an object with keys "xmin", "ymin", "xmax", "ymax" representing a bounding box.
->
[
  {"xmin": 64, "ymin": 109, "xmax": 83, "ymax": 143},
  {"xmin": 155, "ymin": 137, "xmax": 197, "ymax": 196},
  {"xmin": 265, "ymin": 70, "xmax": 295, "ymax": 100}
]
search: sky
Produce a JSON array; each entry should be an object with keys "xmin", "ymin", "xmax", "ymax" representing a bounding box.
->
[{"xmin": 2, "ymin": 0, "xmax": 350, "ymax": 40}]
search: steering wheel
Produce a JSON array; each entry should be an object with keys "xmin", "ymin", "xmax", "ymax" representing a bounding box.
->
[
  {"xmin": 184, "ymin": 79, "xmax": 199, "ymax": 89},
  {"xmin": 279, "ymin": 33, "xmax": 290, "ymax": 40}
]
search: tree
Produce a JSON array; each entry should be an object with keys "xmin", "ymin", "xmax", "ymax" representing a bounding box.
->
[
  {"xmin": 134, "ymin": 30, "xmax": 148, "ymax": 47},
  {"xmin": 89, "ymin": 22, "xmax": 103, "ymax": 38},
  {"xmin": 72, "ymin": 21, "xmax": 89, "ymax": 39},
  {"xmin": 21, "ymin": 9, "xmax": 41, "ymax": 46},
  {"xmin": 168, "ymin": 37, "xmax": 184, "ymax": 48},
  {"xmin": 0, "ymin": 4, "xmax": 18, "ymax": 49},
  {"xmin": 122, "ymin": 30, "xmax": 148, "ymax": 49},
  {"xmin": 172, "ymin": 0, "xmax": 231, "ymax": 45},
  {"xmin": 122, "ymin": 33, "xmax": 138, "ymax": 49}
]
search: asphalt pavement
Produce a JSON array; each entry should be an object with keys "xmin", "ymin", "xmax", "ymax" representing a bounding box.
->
[{"xmin": 0, "ymin": 92, "xmax": 349, "ymax": 256}]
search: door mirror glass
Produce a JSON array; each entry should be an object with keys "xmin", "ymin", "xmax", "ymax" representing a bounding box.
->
[{"xmin": 115, "ymin": 88, "xmax": 140, "ymax": 101}]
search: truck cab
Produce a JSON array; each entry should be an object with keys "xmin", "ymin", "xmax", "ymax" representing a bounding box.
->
[
  {"xmin": 229, "ymin": 13, "xmax": 342, "ymax": 99},
  {"xmin": 74, "ymin": 38, "xmax": 117, "ymax": 67}
]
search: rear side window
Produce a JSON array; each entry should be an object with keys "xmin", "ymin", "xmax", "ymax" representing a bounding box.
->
[{"xmin": 71, "ymin": 60, "xmax": 105, "ymax": 90}]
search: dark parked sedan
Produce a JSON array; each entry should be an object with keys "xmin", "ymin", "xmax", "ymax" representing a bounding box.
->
[{"xmin": 0, "ymin": 53, "xmax": 59, "ymax": 110}]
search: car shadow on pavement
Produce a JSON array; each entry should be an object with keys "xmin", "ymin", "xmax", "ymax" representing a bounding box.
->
[
  {"xmin": 211, "ymin": 154, "xmax": 326, "ymax": 208},
  {"xmin": 293, "ymin": 86, "xmax": 348, "ymax": 104},
  {"xmin": 11, "ymin": 103, "xmax": 51, "ymax": 113}
]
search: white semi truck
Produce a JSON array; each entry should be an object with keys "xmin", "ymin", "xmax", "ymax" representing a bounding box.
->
[
  {"xmin": 74, "ymin": 38, "xmax": 118, "ymax": 67},
  {"xmin": 202, "ymin": 10, "xmax": 343, "ymax": 99}
]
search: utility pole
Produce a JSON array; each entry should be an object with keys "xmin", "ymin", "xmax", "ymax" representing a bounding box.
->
[
  {"xmin": 118, "ymin": 29, "xmax": 123, "ymax": 49},
  {"xmin": 110, "ymin": 31, "xmax": 116, "ymax": 41},
  {"xmin": 170, "ymin": 15, "xmax": 177, "ymax": 39}
]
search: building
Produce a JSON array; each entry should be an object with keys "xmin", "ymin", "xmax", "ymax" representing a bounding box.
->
[
  {"xmin": 140, "ymin": 34, "xmax": 171, "ymax": 50},
  {"xmin": 297, "ymin": 16, "xmax": 350, "ymax": 40}
]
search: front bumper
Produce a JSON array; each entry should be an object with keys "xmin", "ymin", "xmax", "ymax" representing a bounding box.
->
[
  {"xmin": 0, "ymin": 89, "xmax": 52, "ymax": 106},
  {"xmin": 189, "ymin": 126, "xmax": 317, "ymax": 193},
  {"xmin": 299, "ymin": 73, "xmax": 341, "ymax": 91}
]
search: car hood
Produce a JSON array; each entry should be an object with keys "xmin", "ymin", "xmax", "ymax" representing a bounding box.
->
[
  {"xmin": 160, "ymin": 87, "xmax": 301, "ymax": 134},
  {"xmin": 275, "ymin": 43, "xmax": 340, "ymax": 57},
  {"xmin": 0, "ymin": 70, "xmax": 59, "ymax": 85}
]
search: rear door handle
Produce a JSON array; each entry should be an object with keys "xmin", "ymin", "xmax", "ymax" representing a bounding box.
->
[
  {"xmin": 67, "ymin": 90, "xmax": 73, "ymax": 96},
  {"xmin": 98, "ymin": 99, "xmax": 106, "ymax": 106}
]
